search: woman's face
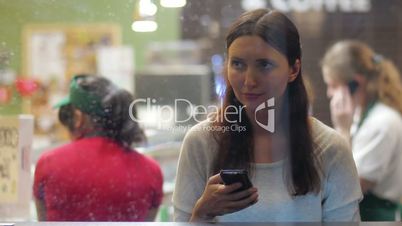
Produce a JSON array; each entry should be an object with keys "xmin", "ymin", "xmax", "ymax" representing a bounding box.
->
[
  {"xmin": 227, "ymin": 35, "xmax": 299, "ymax": 111},
  {"xmin": 322, "ymin": 66, "xmax": 343, "ymax": 99}
]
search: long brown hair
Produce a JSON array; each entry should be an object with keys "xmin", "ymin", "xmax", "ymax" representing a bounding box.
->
[
  {"xmin": 322, "ymin": 40, "xmax": 402, "ymax": 114},
  {"xmin": 212, "ymin": 9, "xmax": 321, "ymax": 196}
]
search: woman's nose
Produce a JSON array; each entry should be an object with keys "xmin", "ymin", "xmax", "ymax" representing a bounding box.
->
[{"xmin": 244, "ymin": 69, "xmax": 258, "ymax": 88}]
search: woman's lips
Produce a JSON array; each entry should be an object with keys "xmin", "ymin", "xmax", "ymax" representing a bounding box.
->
[{"xmin": 243, "ymin": 93, "xmax": 263, "ymax": 101}]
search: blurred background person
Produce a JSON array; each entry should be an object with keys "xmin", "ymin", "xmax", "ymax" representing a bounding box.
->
[
  {"xmin": 33, "ymin": 75, "xmax": 163, "ymax": 221},
  {"xmin": 321, "ymin": 40, "xmax": 402, "ymax": 221}
]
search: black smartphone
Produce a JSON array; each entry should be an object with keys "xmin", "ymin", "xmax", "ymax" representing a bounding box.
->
[
  {"xmin": 220, "ymin": 169, "xmax": 253, "ymax": 192},
  {"xmin": 347, "ymin": 80, "xmax": 359, "ymax": 94}
]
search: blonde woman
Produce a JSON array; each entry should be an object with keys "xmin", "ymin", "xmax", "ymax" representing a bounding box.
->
[{"xmin": 321, "ymin": 40, "xmax": 402, "ymax": 221}]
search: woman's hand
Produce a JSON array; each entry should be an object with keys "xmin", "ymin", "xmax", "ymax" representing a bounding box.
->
[
  {"xmin": 329, "ymin": 86, "xmax": 354, "ymax": 138},
  {"xmin": 190, "ymin": 173, "xmax": 258, "ymax": 221}
]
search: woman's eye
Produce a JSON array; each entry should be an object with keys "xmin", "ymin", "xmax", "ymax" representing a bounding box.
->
[
  {"xmin": 230, "ymin": 60, "xmax": 244, "ymax": 70},
  {"xmin": 259, "ymin": 61, "xmax": 275, "ymax": 71}
]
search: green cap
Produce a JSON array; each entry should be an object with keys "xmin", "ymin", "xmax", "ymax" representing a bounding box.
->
[{"xmin": 54, "ymin": 75, "xmax": 106, "ymax": 117}]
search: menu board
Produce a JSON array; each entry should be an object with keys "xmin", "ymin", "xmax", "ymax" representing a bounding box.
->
[
  {"xmin": 22, "ymin": 24, "xmax": 121, "ymax": 83},
  {"xmin": 0, "ymin": 117, "xmax": 19, "ymax": 203},
  {"xmin": 0, "ymin": 115, "xmax": 33, "ymax": 220}
]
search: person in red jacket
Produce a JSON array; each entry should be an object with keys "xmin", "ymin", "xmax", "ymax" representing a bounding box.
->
[{"xmin": 33, "ymin": 74, "xmax": 163, "ymax": 221}]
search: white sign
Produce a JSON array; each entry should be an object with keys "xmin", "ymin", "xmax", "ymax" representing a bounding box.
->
[
  {"xmin": 270, "ymin": 0, "xmax": 371, "ymax": 12},
  {"xmin": 30, "ymin": 32, "xmax": 66, "ymax": 83},
  {"xmin": 0, "ymin": 117, "xmax": 19, "ymax": 203},
  {"xmin": 96, "ymin": 46, "xmax": 135, "ymax": 93},
  {"xmin": 0, "ymin": 115, "xmax": 34, "ymax": 220}
]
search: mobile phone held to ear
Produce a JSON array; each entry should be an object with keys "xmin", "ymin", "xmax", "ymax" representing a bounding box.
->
[
  {"xmin": 220, "ymin": 169, "xmax": 253, "ymax": 192},
  {"xmin": 347, "ymin": 80, "xmax": 359, "ymax": 95}
]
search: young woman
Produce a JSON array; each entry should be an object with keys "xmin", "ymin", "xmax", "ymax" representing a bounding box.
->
[
  {"xmin": 173, "ymin": 9, "xmax": 362, "ymax": 222},
  {"xmin": 33, "ymin": 75, "xmax": 163, "ymax": 221},
  {"xmin": 321, "ymin": 40, "xmax": 402, "ymax": 221}
]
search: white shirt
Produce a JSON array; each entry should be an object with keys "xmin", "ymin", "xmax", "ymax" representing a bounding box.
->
[{"xmin": 351, "ymin": 102, "xmax": 402, "ymax": 203}]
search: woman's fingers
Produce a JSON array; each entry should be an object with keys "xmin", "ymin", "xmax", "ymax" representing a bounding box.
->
[
  {"xmin": 208, "ymin": 174, "xmax": 247, "ymax": 194},
  {"xmin": 225, "ymin": 187, "xmax": 257, "ymax": 201},
  {"xmin": 217, "ymin": 192, "xmax": 259, "ymax": 215},
  {"xmin": 341, "ymin": 86, "xmax": 353, "ymax": 111},
  {"xmin": 207, "ymin": 173, "xmax": 224, "ymax": 185},
  {"xmin": 330, "ymin": 91, "xmax": 340, "ymax": 112},
  {"xmin": 331, "ymin": 86, "xmax": 353, "ymax": 111},
  {"xmin": 229, "ymin": 192, "xmax": 258, "ymax": 208},
  {"xmin": 329, "ymin": 87, "xmax": 354, "ymax": 134},
  {"xmin": 200, "ymin": 174, "xmax": 259, "ymax": 218},
  {"xmin": 219, "ymin": 182, "xmax": 243, "ymax": 194}
]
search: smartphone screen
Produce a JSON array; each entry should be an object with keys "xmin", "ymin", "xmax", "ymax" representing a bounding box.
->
[{"xmin": 220, "ymin": 169, "xmax": 253, "ymax": 192}]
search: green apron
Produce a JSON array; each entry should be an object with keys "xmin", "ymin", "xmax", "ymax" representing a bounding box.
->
[{"xmin": 360, "ymin": 193, "xmax": 398, "ymax": 221}]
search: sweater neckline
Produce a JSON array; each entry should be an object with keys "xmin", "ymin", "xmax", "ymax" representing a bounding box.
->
[{"xmin": 251, "ymin": 159, "xmax": 284, "ymax": 169}]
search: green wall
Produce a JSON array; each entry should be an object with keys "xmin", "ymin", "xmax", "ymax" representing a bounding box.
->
[{"xmin": 0, "ymin": 0, "xmax": 181, "ymax": 114}]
